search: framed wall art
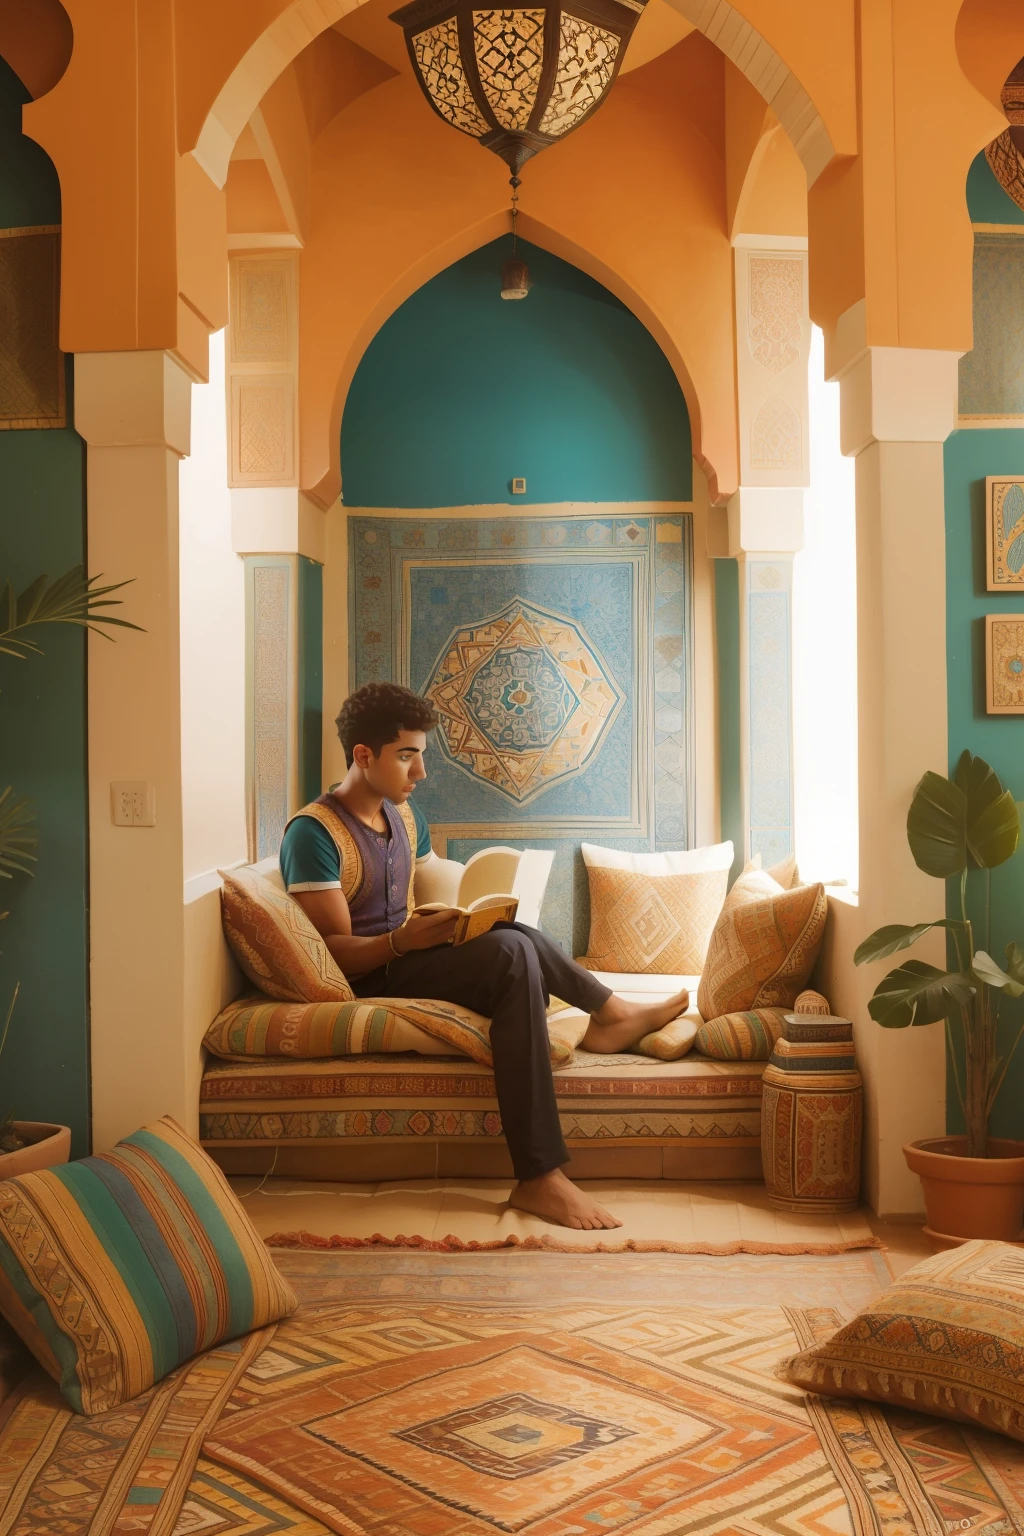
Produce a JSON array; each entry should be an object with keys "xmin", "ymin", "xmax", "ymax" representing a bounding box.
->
[
  {"xmin": 986, "ymin": 613, "xmax": 1024, "ymax": 714},
  {"xmin": 986, "ymin": 476, "xmax": 1024, "ymax": 590}
]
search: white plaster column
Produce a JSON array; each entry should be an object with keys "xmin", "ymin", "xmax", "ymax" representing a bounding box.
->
[
  {"xmin": 821, "ymin": 323, "xmax": 960, "ymax": 1215},
  {"xmin": 729, "ymin": 238, "xmax": 810, "ymax": 865},
  {"xmin": 75, "ymin": 351, "xmax": 198, "ymax": 1150},
  {"xmin": 226, "ymin": 253, "xmax": 327, "ymax": 857}
]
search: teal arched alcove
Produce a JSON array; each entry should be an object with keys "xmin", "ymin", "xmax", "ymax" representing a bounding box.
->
[{"xmin": 341, "ymin": 237, "xmax": 692, "ymax": 507}]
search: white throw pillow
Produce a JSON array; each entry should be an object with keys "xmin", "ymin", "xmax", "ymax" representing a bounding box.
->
[{"xmin": 580, "ymin": 841, "xmax": 734, "ymax": 875}]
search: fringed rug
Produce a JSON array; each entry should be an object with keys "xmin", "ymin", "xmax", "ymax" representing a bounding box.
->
[{"xmin": 236, "ymin": 1174, "xmax": 882, "ymax": 1255}]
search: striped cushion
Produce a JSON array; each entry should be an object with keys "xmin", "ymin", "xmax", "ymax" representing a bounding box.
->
[
  {"xmin": 203, "ymin": 994, "xmax": 589, "ymax": 1069},
  {"xmin": 695, "ymin": 1009, "xmax": 789, "ymax": 1060},
  {"xmin": 0, "ymin": 1117, "xmax": 296, "ymax": 1415}
]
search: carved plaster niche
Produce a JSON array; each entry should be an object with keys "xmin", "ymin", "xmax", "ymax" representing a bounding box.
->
[
  {"xmin": 227, "ymin": 254, "xmax": 298, "ymax": 487},
  {"xmin": 734, "ymin": 242, "xmax": 809, "ymax": 488}
]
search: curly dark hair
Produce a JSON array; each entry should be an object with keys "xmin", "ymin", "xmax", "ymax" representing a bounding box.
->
[{"xmin": 335, "ymin": 682, "xmax": 437, "ymax": 761}]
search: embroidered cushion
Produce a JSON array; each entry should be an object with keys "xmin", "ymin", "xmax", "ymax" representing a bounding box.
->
[
  {"xmin": 696, "ymin": 867, "xmax": 828, "ymax": 1021},
  {"xmin": 695, "ymin": 990, "xmax": 831, "ymax": 1059},
  {"xmin": 0, "ymin": 1117, "xmax": 296, "ymax": 1415},
  {"xmin": 580, "ymin": 843, "xmax": 732, "ymax": 974},
  {"xmin": 695, "ymin": 1008, "xmax": 789, "ymax": 1060},
  {"xmin": 637, "ymin": 1014, "xmax": 699, "ymax": 1060},
  {"xmin": 781, "ymin": 1240, "xmax": 1024, "ymax": 1442},
  {"xmin": 220, "ymin": 866, "xmax": 354, "ymax": 1004},
  {"xmin": 204, "ymin": 994, "xmax": 590, "ymax": 1069}
]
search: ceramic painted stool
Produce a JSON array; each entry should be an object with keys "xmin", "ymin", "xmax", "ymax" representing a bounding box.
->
[{"xmin": 761, "ymin": 1014, "xmax": 862, "ymax": 1213}]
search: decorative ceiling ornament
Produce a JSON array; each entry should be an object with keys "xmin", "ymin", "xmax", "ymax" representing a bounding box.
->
[
  {"xmin": 985, "ymin": 54, "xmax": 1024, "ymax": 214},
  {"xmin": 390, "ymin": 0, "xmax": 647, "ymax": 176}
]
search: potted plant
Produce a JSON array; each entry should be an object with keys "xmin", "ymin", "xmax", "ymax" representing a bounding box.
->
[
  {"xmin": 855, "ymin": 751, "xmax": 1024, "ymax": 1246},
  {"xmin": 0, "ymin": 568, "xmax": 139, "ymax": 1178}
]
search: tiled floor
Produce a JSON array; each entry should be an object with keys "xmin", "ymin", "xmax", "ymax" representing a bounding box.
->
[{"xmin": 235, "ymin": 1175, "xmax": 930, "ymax": 1270}]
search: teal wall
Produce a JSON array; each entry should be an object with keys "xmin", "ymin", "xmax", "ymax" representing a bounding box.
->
[
  {"xmin": 299, "ymin": 557, "xmax": 324, "ymax": 803},
  {"xmin": 714, "ymin": 558, "xmax": 742, "ymax": 885},
  {"xmin": 965, "ymin": 151, "xmax": 1024, "ymax": 227},
  {"xmin": 341, "ymin": 238, "xmax": 692, "ymax": 508},
  {"xmin": 0, "ymin": 58, "xmax": 90, "ymax": 1155},
  {"xmin": 944, "ymin": 157, "xmax": 1024, "ymax": 1137}
]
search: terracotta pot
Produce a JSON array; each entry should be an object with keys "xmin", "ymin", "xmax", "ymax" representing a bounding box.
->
[
  {"xmin": 903, "ymin": 1136, "xmax": 1024, "ymax": 1248},
  {"xmin": 0, "ymin": 1122, "xmax": 71, "ymax": 1180}
]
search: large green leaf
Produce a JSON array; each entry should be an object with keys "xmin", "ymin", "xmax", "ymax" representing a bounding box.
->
[
  {"xmin": 954, "ymin": 751, "xmax": 1020, "ymax": 868},
  {"xmin": 0, "ymin": 567, "xmax": 142, "ymax": 661},
  {"xmin": 907, "ymin": 772, "xmax": 967, "ymax": 878},
  {"xmin": 854, "ymin": 920, "xmax": 969, "ymax": 966},
  {"xmin": 867, "ymin": 959, "xmax": 975, "ymax": 1029},
  {"xmin": 0, "ymin": 788, "xmax": 36, "ymax": 879},
  {"xmin": 972, "ymin": 950, "xmax": 1024, "ymax": 998}
]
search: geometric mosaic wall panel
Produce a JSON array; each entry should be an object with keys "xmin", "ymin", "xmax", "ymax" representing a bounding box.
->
[
  {"xmin": 350, "ymin": 512, "xmax": 694, "ymax": 952},
  {"xmin": 0, "ymin": 226, "xmax": 64, "ymax": 430}
]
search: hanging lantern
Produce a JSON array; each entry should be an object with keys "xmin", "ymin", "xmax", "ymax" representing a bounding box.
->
[
  {"xmin": 500, "ymin": 255, "xmax": 532, "ymax": 299},
  {"xmin": 390, "ymin": 0, "xmax": 647, "ymax": 177}
]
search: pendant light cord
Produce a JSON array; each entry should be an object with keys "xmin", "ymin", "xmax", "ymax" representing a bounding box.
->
[{"xmin": 510, "ymin": 171, "xmax": 520, "ymax": 255}]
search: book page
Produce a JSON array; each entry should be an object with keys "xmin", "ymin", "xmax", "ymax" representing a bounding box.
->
[{"xmin": 454, "ymin": 897, "xmax": 518, "ymax": 944}]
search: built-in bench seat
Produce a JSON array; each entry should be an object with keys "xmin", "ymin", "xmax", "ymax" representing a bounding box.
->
[{"xmin": 200, "ymin": 971, "xmax": 767, "ymax": 1182}]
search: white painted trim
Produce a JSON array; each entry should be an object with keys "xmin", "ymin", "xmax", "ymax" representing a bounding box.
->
[
  {"xmin": 731, "ymin": 233, "xmax": 808, "ymax": 251},
  {"xmin": 184, "ymin": 862, "xmax": 245, "ymax": 903}
]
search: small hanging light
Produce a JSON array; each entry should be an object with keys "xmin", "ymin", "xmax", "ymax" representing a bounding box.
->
[
  {"xmin": 500, "ymin": 170, "xmax": 531, "ymax": 298},
  {"xmin": 390, "ymin": 0, "xmax": 647, "ymax": 256}
]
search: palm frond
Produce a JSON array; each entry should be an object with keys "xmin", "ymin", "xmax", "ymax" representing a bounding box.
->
[
  {"xmin": 0, "ymin": 567, "xmax": 144, "ymax": 660},
  {"xmin": 0, "ymin": 787, "xmax": 37, "ymax": 878}
]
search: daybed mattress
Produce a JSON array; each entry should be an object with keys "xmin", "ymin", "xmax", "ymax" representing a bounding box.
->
[{"xmin": 200, "ymin": 1050, "xmax": 766, "ymax": 1182}]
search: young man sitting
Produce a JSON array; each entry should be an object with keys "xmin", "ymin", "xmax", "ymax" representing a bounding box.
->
[{"xmin": 279, "ymin": 681, "xmax": 690, "ymax": 1232}]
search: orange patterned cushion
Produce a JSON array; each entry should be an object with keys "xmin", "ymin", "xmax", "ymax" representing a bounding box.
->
[
  {"xmin": 694, "ymin": 1009, "xmax": 789, "ymax": 1060},
  {"xmin": 696, "ymin": 870, "xmax": 827, "ymax": 1020},
  {"xmin": 220, "ymin": 867, "xmax": 354, "ymax": 1004},
  {"xmin": 582, "ymin": 866, "xmax": 728, "ymax": 974},
  {"xmin": 782, "ymin": 1241, "xmax": 1024, "ymax": 1442}
]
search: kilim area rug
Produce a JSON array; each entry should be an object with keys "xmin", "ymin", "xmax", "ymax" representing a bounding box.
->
[
  {"xmin": 196, "ymin": 1249, "xmax": 1024, "ymax": 1536},
  {"xmin": 4, "ymin": 1252, "xmax": 1024, "ymax": 1534}
]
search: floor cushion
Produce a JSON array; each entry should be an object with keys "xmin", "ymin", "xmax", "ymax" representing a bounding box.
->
[
  {"xmin": 0, "ymin": 1117, "xmax": 296, "ymax": 1415},
  {"xmin": 579, "ymin": 842, "xmax": 732, "ymax": 975},
  {"xmin": 205, "ymin": 994, "xmax": 590, "ymax": 1068},
  {"xmin": 781, "ymin": 1240, "xmax": 1024, "ymax": 1443},
  {"xmin": 220, "ymin": 866, "xmax": 353, "ymax": 1004},
  {"xmin": 697, "ymin": 866, "xmax": 827, "ymax": 1020}
]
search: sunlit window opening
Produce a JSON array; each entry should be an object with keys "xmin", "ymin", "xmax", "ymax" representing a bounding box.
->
[{"xmin": 792, "ymin": 325, "xmax": 858, "ymax": 896}]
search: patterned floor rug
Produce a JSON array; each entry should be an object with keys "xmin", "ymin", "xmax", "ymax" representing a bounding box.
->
[
  {"xmin": 197, "ymin": 1250, "xmax": 1024, "ymax": 1536},
  {"xmin": 3, "ymin": 1252, "xmax": 1024, "ymax": 1535}
]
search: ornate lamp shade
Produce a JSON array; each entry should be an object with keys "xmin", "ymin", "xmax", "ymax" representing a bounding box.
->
[{"xmin": 390, "ymin": 0, "xmax": 647, "ymax": 174}]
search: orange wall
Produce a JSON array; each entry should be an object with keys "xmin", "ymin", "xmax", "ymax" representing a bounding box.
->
[{"xmin": 299, "ymin": 38, "xmax": 738, "ymax": 507}]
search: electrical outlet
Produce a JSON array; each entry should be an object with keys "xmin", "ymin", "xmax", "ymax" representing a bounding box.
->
[{"xmin": 111, "ymin": 782, "xmax": 156, "ymax": 827}]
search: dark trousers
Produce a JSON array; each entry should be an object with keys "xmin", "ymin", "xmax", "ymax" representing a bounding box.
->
[{"xmin": 354, "ymin": 924, "xmax": 612, "ymax": 1180}]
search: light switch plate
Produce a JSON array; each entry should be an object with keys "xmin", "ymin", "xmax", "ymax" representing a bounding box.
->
[{"xmin": 111, "ymin": 781, "xmax": 156, "ymax": 827}]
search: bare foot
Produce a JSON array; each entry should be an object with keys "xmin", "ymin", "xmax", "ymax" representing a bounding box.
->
[
  {"xmin": 581, "ymin": 986, "xmax": 691, "ymax": 1054},
  {"xmin": 509, "ymin": 1168, "xmax": 623, "ymax": 1230}
]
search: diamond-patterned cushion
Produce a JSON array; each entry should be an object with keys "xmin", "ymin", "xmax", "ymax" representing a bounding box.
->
[
  {"xmin": 697, "ymin": 868, "xmax": 827, "ymax": 1020},
  {"xmin": 781, "ymin": 1241, "xmax": 1024, "ymax": 1442},
  {"xmin": 220, "ymin": 867, "xmax": 354, "ymax": 1004},
  {"xmin": 581, "ymin": 865, "xmax": 728, "ymax": 974}
]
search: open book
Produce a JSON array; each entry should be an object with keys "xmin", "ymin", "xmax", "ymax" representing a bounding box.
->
[{"xmin": 413, "ymin": 894, "xmax": 519, "ymax": 946}]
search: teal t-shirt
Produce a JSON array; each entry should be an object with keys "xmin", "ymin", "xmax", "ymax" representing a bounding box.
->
[{"xmin": 279, "ymin": 795, "xmax": 432, "ymax": 892}]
